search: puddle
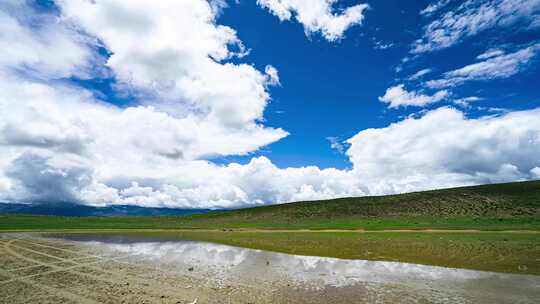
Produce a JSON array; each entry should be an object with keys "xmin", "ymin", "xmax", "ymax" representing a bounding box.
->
[{"xmin": 47, "ymin": 233, "xmax": 540, "ymax": 304}]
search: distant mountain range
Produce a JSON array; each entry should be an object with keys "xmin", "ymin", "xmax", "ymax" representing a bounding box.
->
[{"xmin": 0, "ymin": 202, "xmax": 212, "ymax": 217}]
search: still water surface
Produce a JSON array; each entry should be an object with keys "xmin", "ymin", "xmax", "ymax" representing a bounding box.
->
[{"xmin": 51, "ymin": 233, "xmax": 540, "ymax": 303}]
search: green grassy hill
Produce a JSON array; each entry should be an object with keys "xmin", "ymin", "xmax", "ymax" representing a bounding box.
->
[{"xmin": 1, "ymin": 180, "xmax": 539, "ymax": 231}]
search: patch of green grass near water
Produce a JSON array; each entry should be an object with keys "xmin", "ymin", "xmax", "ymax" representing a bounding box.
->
[{"xmin": 1, "ymin": 215, "xmax": 539, "ymax": 231}]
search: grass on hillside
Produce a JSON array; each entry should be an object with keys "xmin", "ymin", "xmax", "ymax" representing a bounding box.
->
[{"xmin": 1, "ymin": 180, "xmax": 539, "ymax": 231}]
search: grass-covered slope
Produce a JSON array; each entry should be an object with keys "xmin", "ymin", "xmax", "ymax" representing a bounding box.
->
[
  {"xmin": 1, "ymin": 180, "xmax": 539, "ymax": 231},
  {"xmin": 183, "ymin": 180, "xmax": 540, "ymax": 229}
]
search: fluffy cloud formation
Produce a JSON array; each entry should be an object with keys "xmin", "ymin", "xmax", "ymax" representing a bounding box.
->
[
  {"xmin": 532, "ymin": 167, "xmax": 540, "ymax": 178},
  {"xmin": 0, "ymin": 1, "xmax": 101, "ymax": 79},
  {"xmin": 346, "ymin": 107, "xmax": 540, "ymax": 194},
  {"xmin": 379, "ymin": 84, "xmax": 449, "ymax": 108},
  {"xmin": 2, "ymin": 0, "xmax": 288, "ymax": 160},
  {"xmin": 426, "ymin": 44, "xmax": 540, "ymax": 88},
  {"xmin": 0, "ymin": 71, "xmax": 287, "ymax": 170},
  {"xmin": 256, "ymin": 0, "xmax": 369, "ymax": 41},
  {"xmin": 0, "ymin": 0, "xmax": 292, "ymax": 207},
  {"xmin": 413, "ymin": 0, "xmax": 540, "ymax": 53},
  {"xmin": 58, "ymin": 0, "xmax": 278, "ymax": 129}
]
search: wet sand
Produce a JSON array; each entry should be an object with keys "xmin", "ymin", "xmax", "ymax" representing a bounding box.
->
[{"xmin": 1, "ymin": 232, "xmax": 539, "ymax": 304}]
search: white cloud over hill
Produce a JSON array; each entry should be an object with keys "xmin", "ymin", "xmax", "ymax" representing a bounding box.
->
[{"xmin": 346, "ymin": 107, "xmax": 540, "ymax": 194}]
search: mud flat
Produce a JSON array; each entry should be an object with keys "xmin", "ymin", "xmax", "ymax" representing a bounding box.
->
[{"xmin": 1, "ymin": 232, "xmax": 539, "ymax": 304}]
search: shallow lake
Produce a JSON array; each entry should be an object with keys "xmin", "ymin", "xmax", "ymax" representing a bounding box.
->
[{"xmin": 47, "ymin": 232, "xmax": 540, "ymax": 304}]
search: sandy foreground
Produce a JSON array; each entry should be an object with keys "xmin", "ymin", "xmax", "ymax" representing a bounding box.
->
[
  {"xmin": 1, "ymin": 233, "xmax": 539, "ymax": 304},
  {"xmin": 0, "ymin": 233, "xmax": 408, "ymax": 304}
]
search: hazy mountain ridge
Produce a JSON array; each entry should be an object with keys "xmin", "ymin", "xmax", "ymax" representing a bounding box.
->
[{"xmin": 0, "ymin": 202, "xmax": 212, "ymax": 217}]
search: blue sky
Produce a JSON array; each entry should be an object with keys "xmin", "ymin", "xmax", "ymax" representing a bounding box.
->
[
  {"xmin": 0, "ymin": 0, "xmax": 539, "ymax": 208},
  {"xmin": 213, "ymin": 0, "xmax": 540, "ymax": 169}
]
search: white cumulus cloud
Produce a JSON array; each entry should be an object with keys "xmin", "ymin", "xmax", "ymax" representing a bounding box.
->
[
  {"xmin": 0, "ymin": 1, "xmax": 102, "ymax": 79},
  {"xmin": 379, "ymin": 84, "xmax": 449, "ymax": 108},
  {"xmin": 256, "ymin": 0, "xmax": 369, "ymax": 41},
  {"xmin": 346, "ymin": 107, "xmax": 540, "ymax": 194},
  {"xmin": 531, "ymin": 167, "xmax": 540, "ymax": 178}
]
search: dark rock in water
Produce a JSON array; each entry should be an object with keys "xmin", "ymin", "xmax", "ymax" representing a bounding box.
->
[{"xmin": 188, "ymin": 267, "xmax": 194, "ymax": 272}]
